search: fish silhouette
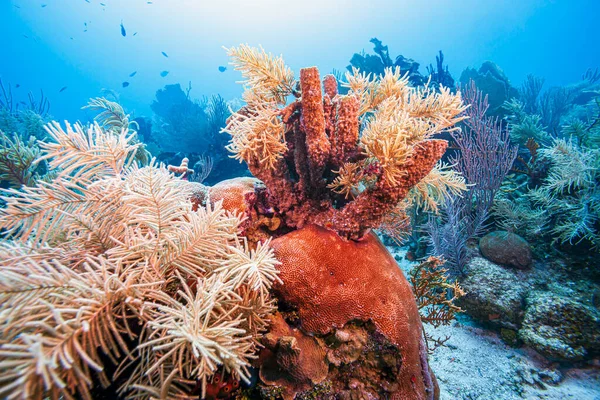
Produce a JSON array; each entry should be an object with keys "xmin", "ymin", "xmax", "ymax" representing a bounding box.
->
[
  {"xmin": 129, "ymin": 71, "xmax": 137, "ymax": 77},
  {"xmin": 120, "ymin": 20, "xmax": 126, "ymax": 37},
  {"xmin": 160, "ymin": 71, "xmax": 169, "ymax": 77},
  {"xmin": 122, "ymin": 82, "xmax": 130, "ymax": 88},
  {"xmin": 162, "ymin": 52, "xmax": 169, "ymax": 58},
  {"xmin": 218, "ymin": 66, "xmax": 227, "ymax": 72},
  {"xmin": 59, "ymin": 86, "xmax": 68, "ymax": 93}
]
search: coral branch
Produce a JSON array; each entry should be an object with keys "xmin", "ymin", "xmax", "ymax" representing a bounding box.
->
[
  {"xmin": 224, "ymin": 46, "xmax": 464, "ymax": 240},
  {"xmin": 299, "ymin": 67, "xmax": 331, "ymax": 184}
]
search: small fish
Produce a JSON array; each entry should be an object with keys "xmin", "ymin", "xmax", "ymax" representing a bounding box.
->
[
  {"xmin": 129, "ymin": 71, "xmax": 137, "ymax": 77},
  {"xmin": 59, "ymin": 86, "xmax": 68, "ymax": 93},
  {"xmin": 120, "ymin": 20, "xmax": 126, "ymax": 37},
  {"xmin": 100, "ymin": 2, "xmax": 106, "ymax": 5},
  {"xmin": 15, "ymin": 84, "xmax": 20, "ymax": 88},
  {"xmin": 218, "ymin": 66, "xmax": 226, "ymax": 72},
  {"xmin": 18, "ymin": 101, "xmax": 27, "ymax": 105},
  {"xmin": 70, "ymin": 37, "xmax": 74, "ymax": 40},
  {"xmin": 161, "ymin": 51, "xmax": 168, "ymax": 58},
  {"xmin": 122, "ymin": 82, "xmax": 130, "ymax": 88},
  {"xmin": 160, "ymin": 71, "xmax": 169, "ymax": 77},
  {"xmin": 84, "ymin": 0, "xmax": 90, "ymax": 2},
  {"xmin": 84, "ymin": 29, "xmax": 88, "ymax": 32},
  {"xmin": 133, "ymin": 32, "xmax": 137, "ymax": 36},
  {"xmin": 23, "ymin": 34, "xmax": 29, "ymax": 39},
  {"xmin": 147, "ymin": 1, "xmax": 153, "ymax": 3},
  {"xmin": 84, "ymin": 22, "xmax": 87, "ymax": 26},
  {"xmin": 14, "ymin": 5, "xmax": 21, "ymax": 8},
  {"xmin": 41, "ymin": 4, "xmax": 47, "ymax": 7}
]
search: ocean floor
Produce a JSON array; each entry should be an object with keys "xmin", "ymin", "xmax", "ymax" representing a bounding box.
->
[{"xmin": 390, "ymin": 247, "xmax": 600, "ymax": 400}]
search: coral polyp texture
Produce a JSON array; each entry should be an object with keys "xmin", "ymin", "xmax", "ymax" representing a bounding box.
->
[
  {"xmin": 270, "ymin": 225, "xmax": 437, "ymax": 399},
  {"xmin": 224, "ymin": 44, "xmax": 466, "ymax": 240}
]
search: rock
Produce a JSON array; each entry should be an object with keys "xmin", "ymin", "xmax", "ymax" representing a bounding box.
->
[
  {"xmin": 519, "ymin": 291, "xmax": 600, "ymax": 361},
  {"xmin": 457, "ymin": 257, "xmax": 528, "ymax": 329},
  {"xmin": 479, "ymin": 231, "xmax": 532, "ymax": 269}
]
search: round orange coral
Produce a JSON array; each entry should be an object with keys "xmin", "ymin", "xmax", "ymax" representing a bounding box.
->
[{"xmin": 271, "ymin": 224, "xmax": 435, "ymax": 400}]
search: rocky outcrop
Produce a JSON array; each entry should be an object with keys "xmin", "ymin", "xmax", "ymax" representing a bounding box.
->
[
  {"xmin": 457, "ymin": 257, "xmax": 529, "ymax": 330},
  {"xmin": 519, "ymin": 292, "xmax": 600, "ymax": 361},
  {"xmin": 479, "ymin": 231, "xmax": 533, "ymax": 269}
]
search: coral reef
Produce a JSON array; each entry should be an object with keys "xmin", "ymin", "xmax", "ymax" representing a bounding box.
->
[
  {"xmin": 0, "ymin": 122, "xmax": 281, "ymax": 399},
  {"xmin": 348, "ymin": 39, "xmax": 455, "ymax": 89},
  {"xmin": 459, "ymin": 61, "xmax": 519, "ymax": 118},
  {"xmin": 0, "ymin": 82, "xmax": 52, "ymax": 190},
  {"xmin": 150, "ymin": 83, "xmax": 249, "ymax": 183},
  {"xmin": 520, "ymin": 291, "xmax": 600, "ymax": 361},
  {"xmin": 193, "ymin": 44, "xmax": 469, "ymax": 399},
  {"xmin": 456, "ymin": 256, "xmax": 600, "ymax": 361}
]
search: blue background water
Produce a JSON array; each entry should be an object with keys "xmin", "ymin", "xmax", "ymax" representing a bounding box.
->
[{"xmin": 1, "ymin": 0, "xmax": 599, "ymax": 122}]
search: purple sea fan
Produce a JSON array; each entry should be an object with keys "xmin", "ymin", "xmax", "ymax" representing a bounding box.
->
[{"xmin": 426, "ymin": 80, "xmax": 518, "ymax": 275}]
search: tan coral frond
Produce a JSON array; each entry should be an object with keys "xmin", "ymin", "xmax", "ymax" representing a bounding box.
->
[
  {"xmin": 345, "ymin": 67, "xmax": 411, "ymax": 116},
  {"xmin": 135, "ymin": 273, "xmax": 254, "ymax": 399},
  {"xmin": 404, "ymin": 83, "xmax": 467, "ymax": 133},
  {"xmin": 0, "ymin": 177, "xmax": 117, "ymax": 245},
  {"xmin": 327, "ymin": 162, "xmax": 364, "ymax": 199},
  {"xmin": 226, "ymin": 44, "xmax": 295, "ymax": 105},
  {"xmin": 0, "ymin": 131, "xmax": 41, "ymax": 188},
  {"xmin": 360, "ymin": 99, "xmax": 414, "ymax": 185},
  {"xmin": 223, "ymin": 106, "xmax": 287, "ymax": 169},
  {"xmin": 40, "ymin": 121, "xmax": 139, "ymax": 181},
  {"xmin": 214, "ymin": 238, "xmax": 282, "ymax": 295},
  {"xmin": 0, "ymin": 256, "xmax": 146, "ymax": 400},
  {"xmin": 83, "ymin": 97, "xmax": 133, "ymax": 133},
  {"xmin": 160, "ymin": 201, "xmax": 243, "ymax": 277},
  {"xmin": 378, "ymin": 200, "xmax": 411, "ymax": 245},
  {"xmin": 408, "ymin": 162, "xmax": 467, "ymax": 213}
]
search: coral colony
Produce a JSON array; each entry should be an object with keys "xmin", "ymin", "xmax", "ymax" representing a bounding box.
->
[{"xmin": 0, "ymin": 44, "xmax": 467, "ymax": 400}]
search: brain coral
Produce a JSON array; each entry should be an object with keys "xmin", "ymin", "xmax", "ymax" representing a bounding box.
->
[{"xmin": 271, "ymin": 224, "xmax": 436, "ymax": 400}]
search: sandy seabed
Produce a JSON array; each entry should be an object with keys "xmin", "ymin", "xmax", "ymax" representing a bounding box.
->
[{"xmin": 390, "ymin": 247, "xmax": 600, "ymax": 400}]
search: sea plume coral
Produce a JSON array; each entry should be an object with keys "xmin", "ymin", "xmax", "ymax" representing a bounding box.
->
[{"xmin": 0, "ymin": 121, "xmax": 280, "ymax": 399}]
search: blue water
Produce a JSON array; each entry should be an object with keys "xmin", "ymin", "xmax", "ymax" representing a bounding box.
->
[{"xmin": 2, "ymin": 0, "xmax": 599, "ymax": 122}]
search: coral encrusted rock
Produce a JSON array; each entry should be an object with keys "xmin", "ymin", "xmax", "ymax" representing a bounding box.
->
[
  {"xmin": 479, "ymin": 230, "xmax": 533, "ymax": 269},
  {"xmin": 457, "ymin": 257, "xmax": 529, "ymax": 330},
  {"xmin": 519, "ymin": 291, "xmax": 600, "ymax": 361},
  {"xmin": 270, "ymin": 224, "xmax": 437, "ymax": 400}
]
